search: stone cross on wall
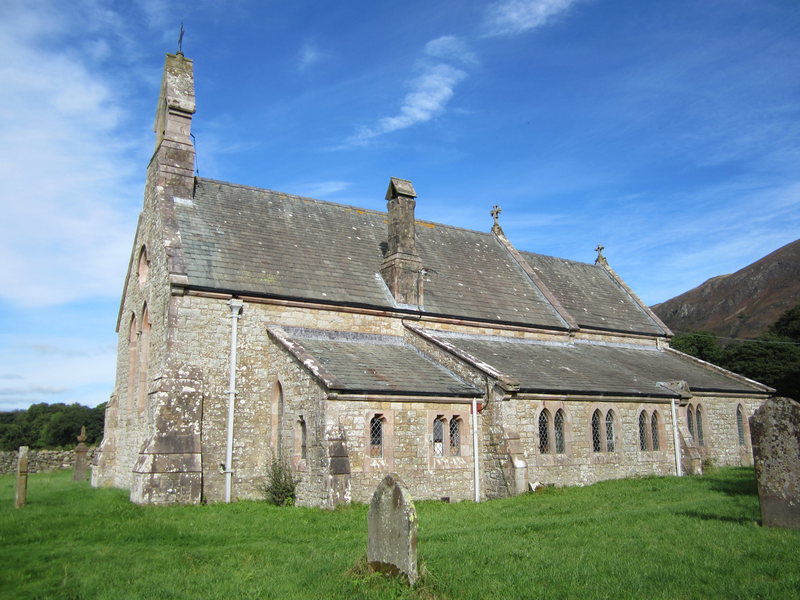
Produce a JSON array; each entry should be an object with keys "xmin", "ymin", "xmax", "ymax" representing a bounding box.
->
[
  {"xmin": 367, "ymin": 473, "xmax": 418, "ymax": 585},
  {"xmin": 595, "ymin": 244, "xmax": 608, "ymax": 267},
  {"xmin": 750, "ymin": 397, "xmax": 800, "ymax": 529},
  {"xmin": 491, "ymin": 205, "xmax": 503, "ymax": 235},
  {"xmin": 15, "ymin": 446, "xmax": 29, "ymax": 508}
]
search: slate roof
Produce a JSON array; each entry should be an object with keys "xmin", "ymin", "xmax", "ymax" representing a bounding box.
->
[
  {"xmin": 416, "ymin": 330, "xmax": 769, "ymax": 397},
  {"xmin": 522, "ymin": 252, "xmax": 666, "ymax": 335},
  {"xmin": 267, "ymin": 327, "xmax": 480, "ymax": 397},
  {"xmin": 173, "ymin": 177, "xmax": 665, "ymax": 334}
]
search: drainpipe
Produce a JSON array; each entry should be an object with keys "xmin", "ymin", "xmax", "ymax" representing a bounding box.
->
[
  {"xmin": 670, "ymin": 398, "xmax": 683, "ymax": 477},
  {"xmin": 224, "ymin": 299, "xmax": 243, "ymax": 503},
  {"xmin": 472, "ymin": 395, "xmax": 480, "ymax": 502}
]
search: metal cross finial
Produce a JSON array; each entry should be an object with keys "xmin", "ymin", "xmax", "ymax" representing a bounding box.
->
[
  {"xmin": 177, "ymin": 23, "xmax": 185, "ymax": 55},
  {"xmin": 491, "ymin": 205, "xmax": 502, "ymax": 226},
  {"xmin": 595, "ymin": 243, "xmax": 608, "ymax": 266}
]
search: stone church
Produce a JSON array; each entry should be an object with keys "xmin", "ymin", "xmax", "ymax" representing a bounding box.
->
[{"xmin": 92, "ymin": 52, "xmax": 773, "ymax": 506}]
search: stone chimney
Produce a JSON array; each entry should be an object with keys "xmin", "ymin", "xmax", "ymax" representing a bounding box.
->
[
  {"xmin": 380, "ymin": 177, "xmax": 424, "ymax": 307},
  {"xmin": 151, "ymin": 53, "xmax": 196, "ymax": 199}
]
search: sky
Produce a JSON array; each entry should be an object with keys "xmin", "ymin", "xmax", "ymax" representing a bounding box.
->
[{"xmin": 0, "ymin": 0, "xmax": 798, "ymax": 411}]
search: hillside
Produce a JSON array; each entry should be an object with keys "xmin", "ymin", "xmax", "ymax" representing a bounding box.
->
[{"xmin": 652, "ymin": 239, "xmax": 800, "ymax": 339}]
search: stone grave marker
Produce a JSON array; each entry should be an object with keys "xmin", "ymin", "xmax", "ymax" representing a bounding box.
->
[
  {"xmin": 73, "ymin": 426, "xmax": 90, "ymax": 482},
  {"xmin": 750, "ymin": 397, "xmax": 800, "ymax": 529},
  {"xmin": 367, "ymin": 473, "xmax": 418, "ymax": 585},
  {"xmin": 15, "ymin": 446, "xmax": 29, "ymax": 508}
]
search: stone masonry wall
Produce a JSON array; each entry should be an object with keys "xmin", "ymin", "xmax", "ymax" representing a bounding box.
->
[
  {"xmin": 683, "ymin": 396, "xmax": 762, "ymax": 467},
  {"xmin": 0, "ymin": 449, "xmax": 97, "ymax": 475},
  {"xmin": 94, "ymin": 157, "xmax": 179, "ymax": 491},
  {"xmin": 100, "ymin": 280, "xmax": 766, "ymax": 505}
]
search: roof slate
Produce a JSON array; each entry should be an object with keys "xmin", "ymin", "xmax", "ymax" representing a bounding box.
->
[
  {"xmin": 419, "ymin": 330, "xmax": 767, "ymax": 396},
  {"xmin": 522, "ymin": 252, "xmax": 665, "ymax": 335},
  {"xmin": 270, "ymin": 328, "xmax": 479, "ymax": 396},
  {"xmin": 176, "ymin": 178, "xmax": 567, "ymax": 328}
]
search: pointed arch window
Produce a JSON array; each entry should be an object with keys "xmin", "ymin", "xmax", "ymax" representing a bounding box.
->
[
  {"xmin": 687, "ymin": 405, "xmax": 695, "ymax": 443},
  {"xmin": 650, "ymin": 412, "xmax": 660, "ymax": 451},
  {"xmin": 696, "ymin": 405, "xmax": 705, "ymax": 446},
  {"xmin": 433, "ymin": 416, "xmax": 445, "ymax": 457},
  {"xmin": 605, "ymin": 410, "xmax": 616, "ymax": 452},
  {"xmin": 370, "ymin": 414, "xmax": 384, "ymax": 458},
  {"xmin": 297, "ymin": 416, "xmax": 307, "ymax": 459},
  {"xmin": 538, "ymin": 410, "xmax": 550, "ymax": 454},
  {"xmin": 736, "ymin": 405, "xmax": 746, "ymax": 446},
  {"xmin": 591, "ymin": 410, "xmax": 602, "ymax": 452},
  {"xmin": 639, "ymin": 411, "xmax": 648, "ymax": 451},
  {"xmin": 554, "ymin": 409, "xmax": 566, "ymax": 454},
  {"xmin": 137, "ymin": 246, "xmax": 149, "ymax": 286}
]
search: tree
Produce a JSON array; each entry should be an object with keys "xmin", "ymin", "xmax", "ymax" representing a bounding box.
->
[
  {"xmin": 669, "ymin": 302, "xmax": 800, "ymax": 401},
  {"xmin": 670, "ymin": 332, "xmax": 722, "ymax": 363}
]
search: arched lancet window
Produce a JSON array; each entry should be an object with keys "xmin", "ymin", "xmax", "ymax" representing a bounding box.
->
[
  {"xmin": 433, "ymin": 416, "xmax": 445, "ymax": 457},
  {"xmin": 538, "ymin": 410, "xmax": 550, "ymax": 454},
  {"xmin": 650, "ymin": 411, "xmax": 660, "ymax": 451},
  {"xmin": 271, "ymin": 381, "xmax": 284, "ymax": 454},
  {"xmin": 137, "ymin": 246, "xmax": 149, "ymax": 286},
  {"xmin": 136, "ymin": 305, "xmax": 151, "ymax": 413},
  {"xmin": 696, "ymin": 405, "xmax": 705, "ymax": 446},
  {"xmin": 297, "ymin": 416, "xmax": 307, "ymax": 459},
  {"xmin": 591, "ymin": 410, "xmax": 602, "ymax": 452},
  {"xmin": 554, "ymin": 409, "xmax": 565, "ymax": 454},
  {"xmin": 370, "ymin": 414, "xmax": 384, "ymax": 458},
  {"xmin": 638, "ymin": 411, "xmax": 648, "ymax": 451},
  {"xmin": 687, "ymin": 405, "xmax": 695, "ymax": 442},
  {"xmin": 449, "ymin": 417, "xmax": 460, "ymax": 456},
  {"xmin": 605, "ymin": 410, "xmax": 616, "ymax": 452},
  {"xmin": 736, "ymin": 405, "xmax": 746, "ymax": 446},
  {"xmin": 124, "ymin": 313, "xmax": 139, "ymax": 422}
]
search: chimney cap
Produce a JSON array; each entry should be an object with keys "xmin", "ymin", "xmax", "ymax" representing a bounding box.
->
[{"xmin": 386, "ymin": 177, "xmax": 417, "ymax": 200}]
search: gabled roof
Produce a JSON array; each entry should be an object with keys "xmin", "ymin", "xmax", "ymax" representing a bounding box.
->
[
  {"xmin": 267, "ymin": 326, "xmax": 479, "ymax": 397},
  {"xmin": 171, "ymin": 177, "xmax": 667, "ymax": 334},
  {"xmin": 522, "ymin": 252, "xmax": 667, "ymax": 335},
  {"xmin": 410, "ymin": 328, "xmax": 771, "ymax": 397}
]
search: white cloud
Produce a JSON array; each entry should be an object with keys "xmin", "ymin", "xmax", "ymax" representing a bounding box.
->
[
  {"xmin": 484, "ymin": 0, "xmax": 581, "ymax": 37},
  {"xmin": 0, "ymin": 2, "xmax": 144, "ymax": 308},
  {"xmin": 425, "ymin": 35, "xmax": 478, "ymax": 66},
  {"xmin": 348, "ymin": 63, "xmax": 467, "ymax": 145},
  {"xmin": 291, "ymin": 181, "xmax": 352, "ymax": 198},
  {"xmin": 0, "ymin": 334, "xmax": 116, "ymax": 408},
  {"xmin": 298, "ymin": 41, "xmax": 326, "ymax": 71}
]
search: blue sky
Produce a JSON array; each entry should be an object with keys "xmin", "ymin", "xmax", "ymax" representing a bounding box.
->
[{"xmin": 1, "ymin": 0, "xmax": 798, "ymax": 411}]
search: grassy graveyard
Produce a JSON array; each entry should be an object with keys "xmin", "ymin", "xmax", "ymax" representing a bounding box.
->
[{"xmin": 1, "ymin": 467, "xmax": 798, "ymax": 599}]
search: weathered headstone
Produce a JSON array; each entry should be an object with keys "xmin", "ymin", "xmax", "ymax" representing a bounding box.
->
[
  {"xmin": 750, "ymin": 397, "xmax": 800, "ymax": 529},
  {"xmin": 15, "ymin": 446, "xmax": 29, "ymax": 508},
  {"xmin": 367, "ymin": 473, "xmax": 418, "ymax": 585},
  {"xmin": 73, "ymin": 426, "xmax": 89, "ymax": 482}
]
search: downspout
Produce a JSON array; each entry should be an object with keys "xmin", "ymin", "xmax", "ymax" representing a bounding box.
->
[
  {"xmin": 224, "ymin": 299, "xmax": 243, "ymax": 503},
  {"xmin": 670, "ymin": 399, "xmax": 683, "ymax": 477},
  {"xmin": 472, "ymin": 395, "xmax": 480, "ymax": 502}
]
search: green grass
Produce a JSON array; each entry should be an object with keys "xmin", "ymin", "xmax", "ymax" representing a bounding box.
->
[{"xmin": 1, "ymin": 468, "xmax": 798, "ymax": 599}]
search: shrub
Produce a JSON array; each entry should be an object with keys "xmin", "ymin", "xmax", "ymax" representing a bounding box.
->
[{"xmin": 259, "ymin": 454, "xmax": 299, "ymax": 506}]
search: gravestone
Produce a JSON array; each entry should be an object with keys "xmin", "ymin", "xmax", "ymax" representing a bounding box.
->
[
  {"xmin": 750, "ymin": 397, "xmax": 800, "ymax": 529},
  {"xmin": 73, "ymin": 426, "xmax": 89, "ymax": 482},
  {"xmin": 15, "ymin": 446, "xmax": 29, "ymax": 508},
  {"xmin": 367, "ymin": 473, "xmax": 418, "ymax": 585}
]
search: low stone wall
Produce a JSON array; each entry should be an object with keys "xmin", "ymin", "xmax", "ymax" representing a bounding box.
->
[{"xmin": 0, "ymin": 448, "xmax": 97, "ymax": 475}]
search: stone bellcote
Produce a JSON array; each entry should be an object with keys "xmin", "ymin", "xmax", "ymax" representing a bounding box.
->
[
  {"xmin": 151, "ymin": 53, "xmax": 196, "ymax": 199},
  {"xmin": 380, "ymin": 178, "xmax": 424, "ymax": 307}
]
